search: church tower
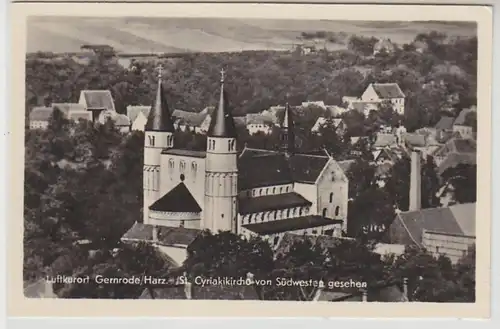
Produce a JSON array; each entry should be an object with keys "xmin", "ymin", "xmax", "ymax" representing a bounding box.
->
[
  {"xmin": 204, "ymin": 69, "xmax": 238, "ymax": 233},
  {"xmin": 143, "ymin": 65, "xmax": 175, "ymax": 224},
  {"xmin": 280, "ymin": 102, "xmax": 295, "ymax": 156}
]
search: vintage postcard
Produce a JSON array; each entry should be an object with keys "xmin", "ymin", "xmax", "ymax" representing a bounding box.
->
[{"xmin": 8, "ymin": 1, "xmax": 492, "ymax": 318}]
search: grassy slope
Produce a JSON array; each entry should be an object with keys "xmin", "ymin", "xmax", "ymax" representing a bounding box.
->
[{"xmin": 27, "ymin": 17, "xmax": 476, "ymax": 54}]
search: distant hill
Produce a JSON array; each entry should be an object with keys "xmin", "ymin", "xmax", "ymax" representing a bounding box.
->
[{"xmin": 27, "ymin": 17, "xmax": 476, "ymax": 54}]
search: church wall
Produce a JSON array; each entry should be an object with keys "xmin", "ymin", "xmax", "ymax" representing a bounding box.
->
[
  {"xmin": 239, "ymin": 183, "xmax": 294, "ymax": 199},
  {"xmin": 149, "ymin": 211, "xmax": 201, "ymax": 230},
  {"xmin": 159, "ymin": 154, "xmax": 206, "ymax": 212},
  {"xmin": 293, "ymin": 183, "xmax": 317, "ymax": 213},
  {"xmin": 238, "ymin": 205, "xmax": 311, "ymax": 228},
  {"xmin": 316, "ymin": 159, "xmax": 349, "ymax": 232},
  {"xmin": 155, "ymin": 245, "xmax": 188, "ymax": 268},
  {"xmin": 240, "ymin": 222, "xmax": 343, "ymax": 248}
]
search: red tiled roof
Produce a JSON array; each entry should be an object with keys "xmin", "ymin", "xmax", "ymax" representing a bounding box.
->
[{"xmin": 238, "ymin": 192, "xmax": 312, "ymax": 215}]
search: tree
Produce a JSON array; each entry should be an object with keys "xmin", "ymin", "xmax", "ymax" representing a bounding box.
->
[
  {"xmin": 421, "ymin": 155, "xmax": 441, "ymax": 208},
  {"xmin": 348, "ymin": 35, "xmax": 379, "ymax": 56},
  {"xmin": 345, "ymin": 159, "xmax": 375, "ymax": 199},
  {"xmin": 441, "ymin": 164, "xmax": 477, "ymax": 204},
  {"xmin": 265, "ymin": 238, "xmax": 328, "ymax": 301},
  {"xmin": 184, "ymin": 231, "xmax": 275, "ymax": 280}
]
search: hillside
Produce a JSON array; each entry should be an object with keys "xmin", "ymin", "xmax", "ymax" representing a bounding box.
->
[{"xmin": 27, "ymin": 17, "xmax": 476, "ymax": 54}]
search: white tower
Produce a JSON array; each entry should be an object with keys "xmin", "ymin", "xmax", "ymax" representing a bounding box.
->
[
  {"xmin": 204, "ymin": 69, "xmax": 238, "ymax": 233},
  {"xmin": 143, "ymin": 65, "xmax": 175, "ymax": 224}
]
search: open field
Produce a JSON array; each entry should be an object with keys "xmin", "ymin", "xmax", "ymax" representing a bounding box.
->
[{"xmin": 27, "ymin": 17, "xmax": 476, "ymax": 54}]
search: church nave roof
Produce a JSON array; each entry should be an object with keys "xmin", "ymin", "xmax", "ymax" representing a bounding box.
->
[
  {"xmin": 243, "ymin": 215, "xmax": 342, "ymax": 235},
  {"xmin": 238, "ymin": 192, "xmax": 312, "ymax": 215}
]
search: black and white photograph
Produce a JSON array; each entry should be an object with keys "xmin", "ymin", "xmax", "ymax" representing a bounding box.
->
[{"xmin": 11, "ymin": 2, "xmax": 492, "ymax": 317}]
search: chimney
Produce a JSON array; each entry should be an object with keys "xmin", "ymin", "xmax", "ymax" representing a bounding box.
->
[
  {"xmin": 403, "ymin": 277, "xmax": 409, "ymax": 301},
  {"xmin": 409, "ymin": 150, "xmax": 422, "ymax": 211},
  {"xmin": 184, "ymin": 280, "xmax": 192, "ymax": 300},
  {"xmin": 362, "ymin": 290, "xmax": 368, "ymax": 302}
]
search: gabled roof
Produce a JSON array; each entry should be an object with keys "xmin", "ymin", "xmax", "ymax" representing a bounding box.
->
[
  {"xmin": 394, "ymin": 203, "xmax": 476, "ymax": 246},
  {"xmin": 29, "ymin": 106, "xmax": 54, "ymax": 121},
  {"xmin": 52, "ymin": 103, "xmax": 86, "ymax": 113},
  {"xmin": 157, "ymin": 226, "xmax": 201, "ymax": 246},
  {"xmin": 289, "ymin": 154, "xmax": 330, "ymax": 183},
  {"xmin": 149, "ymin": 183, "xmax": 202, "ymax": 213},
  {"xmin": 373, "ymin": 133, "xmax": 397, "ymax": 148},
  {"xmin": 435, "ymin": 116, "xmax": 455, "ymax": 130},
  {"xmin": 127, "ymin": 105, "xmax": 151, "ymax": 122},
  {"xmin": 238, "ymin": 153, "xmax": 293, "ymax": 190},
  {"xmin": 243, "ymin": 215, "xmax": 341, "ymax": 235},
  {"xmin": 112, "ymin": 113, "xmax": 131, "ymax": 126},
  {"xmin": 454, "ymin": 107, "xmax": 476, "ymax": 126},
  {"xmin": 68, "ymin": 111, "xmax": 92, "ymax": 122},
  {"xmin": 238, "ymin": 192, "xmax": 312, "ymax": 215},
  {"xmin": 245, "ymin": 113, "xmax": 274, "ymax": 125},
  {"xmin": 172, "ymin": 109, "xmax": 207, "ymax": 127},
  {"xmin": 371, "ymin": 83, "xmax": 405, "ymax": 99},
  {"xmin": 403, "ymin": 133, "xmax": 426, "ymax": 147},
  {"xmin": 80, "ymin": 90, "xmax": 115, "ymax": 111},
  {"xmin": 121, "ymin": 222, "xmax": 154, "ymax": 242}
]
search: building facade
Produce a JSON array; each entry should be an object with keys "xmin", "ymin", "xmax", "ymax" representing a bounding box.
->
[{"xmin": 123, "ymin": 68, "xmax": 349, "ymax": 250}]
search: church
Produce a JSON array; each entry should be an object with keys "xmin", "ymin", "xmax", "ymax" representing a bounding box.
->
[{"xmin": 122, "ymin": 68, "xmax": 349, "ymax": 257}]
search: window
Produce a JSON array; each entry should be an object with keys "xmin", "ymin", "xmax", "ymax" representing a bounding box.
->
[
  {"xmin": 329, "ymin": 192, "xmax": 334, "ymax": 203},
  {"xmin": 273, "ymin": 236, "xmax": 280, "ymax": 245},
  {"xmin": 168, "ymin": 159, "xmax": 175, "ymax": 170},
  {"xmin": 228, "ymin": 140, "xmax": 232, "ymax": 151},
  {"xmin": 180, "ymin": 161, "xmax": 186, "ymax": 173},
  {"xmin": 180, "ymin": 220, "xmax": 185, "ymax": 228},
  {"xmin": 272, "ymin": 187, "xmax": 276, "ymax": 194},
  {"xmin": 299, "ymin": 208, "xmax": 303, "ymax": 216},
  {"xmin": 272, "ymin": 211, "xmax": 276, "ymax": 220},
  {"xmin": 335, "ymin": 206, "xmax": 340, "ymax": 216},
  {"xmin": 280, "ymin": 187, "xmax": 283, "ymax": 193},
  {"xmin": 191, "ymin": 162, "xmax": 197, "ymax": 174},
  {"xmin": 148, "ymin": 135, "xmax": 155, "ymax": 146},
  {"xmin": 322, "ymin": 208, "xmax": 327, "ymax": 217},
  {"xmin": 252, "ymin": 190, "xmax": 256, "ymax": 197}
]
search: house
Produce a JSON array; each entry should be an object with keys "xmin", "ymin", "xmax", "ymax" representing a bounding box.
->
[
  {"xmin": 172, "ymin": 109, "xmax": 208, "ymax": 133},
  {"xmin": 301, "ymin": 101, "xmax": 327, "ymax": 110},
  {"xmin": 122, "ymin": 223, "xmax": 201, "ymax": 267},
  {"xmin": 311, "ymin": 117, "xmax": 346, "ymax": 135},
  {"xmin": 373, "ymin": 38, "xmax": 396, "ymax": 56},
  {"xmin": 347, "ymin": 101, "xmax": 379, "ymax": 117},
  {"xmin": 373, "ymin": 133, "xmax": 398, "ymax": 150},
  {"xmin": 28, "ymin": 106, "xmax": 53, "ymax": 129},
  {"xmin": 435, "ymin": 116, "xmax": 455, "ymax": 133},
  {"xmin": 112, "ymin": 114, "xmax": 131, "ymax": 133},
  {"xmin": 453, "ymin": 107, "xmax": 476, "ymax": 139},
  {"xmin": 78, "ymin": 90, "xmax": 116, "ymax": 122},
  {"xmin": 28, "ymin": 103, "xmax": 92, "ymax": 130},
  {"xmin": 388, "ymin": 150, "xmax": 476, "ymax": 263},
  {"xmin": 127, "ymin": 105, "xmax": 151, "ymax": 131},
  {"xmin": 24, "ymin": 278, "xmax": 57, "ymax": 298},
  {"xmin": 245, "ymin": 113, "xmax": 273, "ymax": 135},
  {"xmin": 360, "ymin": 83, "xmax": 405, "ymax": 115},
  {"xmin": 432, "ymin": 137, "xmax": 476, "ymax": 175}
]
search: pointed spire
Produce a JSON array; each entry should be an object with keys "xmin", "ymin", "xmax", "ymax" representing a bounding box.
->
[
  {"xmin": 281, "ymin": 100, "xmax": 295, "ymax": 155},
  {"xmin": 145, "ymin": 64, "xmax": 175, "ymax": 132},
  {"xmin": 208, "ymin": 68, "xmax": 236, "ymax": 138}
]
